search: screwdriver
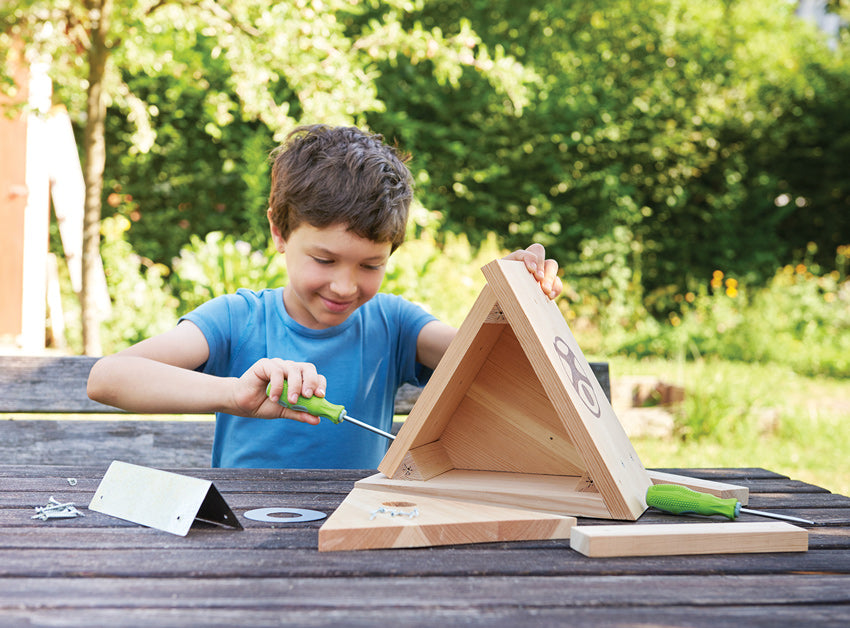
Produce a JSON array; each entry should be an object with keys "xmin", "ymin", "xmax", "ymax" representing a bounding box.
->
[
  {"xmin": 646, "ymin": 484, "xmax": 814, "ymax": 525},
  {"xmin": 266, "ymin": 382, "xmax": 396, "ymax": 441}
]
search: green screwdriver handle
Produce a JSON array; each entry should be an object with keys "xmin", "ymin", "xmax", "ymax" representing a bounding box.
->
[
  {"xmin": 266, "ymin": 382, "xmax": 346, "ymax": 424},
  {"xmin": 646, "ymin": 484, "xmax": 741, "ymax": 520}
]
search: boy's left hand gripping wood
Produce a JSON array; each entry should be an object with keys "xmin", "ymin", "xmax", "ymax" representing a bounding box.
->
[{"xmin": 319, "ymin": 259, "xmax": 652, "ymax": 551}]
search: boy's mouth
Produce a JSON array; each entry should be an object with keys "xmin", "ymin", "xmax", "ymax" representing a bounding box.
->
[{"xmin": 321, "ymin": 296, "xmax": 355, "ymax": 314}]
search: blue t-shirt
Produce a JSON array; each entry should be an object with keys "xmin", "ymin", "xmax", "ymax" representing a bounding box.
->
[{"xmin": 181, "ymin": 288, "xmax": 436, "ymax": 469}]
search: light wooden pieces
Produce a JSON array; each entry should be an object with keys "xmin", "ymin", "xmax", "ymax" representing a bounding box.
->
[
  {"xmin": 570, "ymin": 522, "xmax": 808, "ymax": 558},
  {"xmin": 357, "ymin": 470, "xmax": 611, "ymax": 519},
  {"xmin": 378, "ymin": 259, "xmax": 651, "ymax": 521},
  {"xmin": 647, "ymin": 470, "xmax": 750, "ymax": 505},
  {"xmin": 318, "ymin": 488, "xmax": 576, "ymax": 552}
]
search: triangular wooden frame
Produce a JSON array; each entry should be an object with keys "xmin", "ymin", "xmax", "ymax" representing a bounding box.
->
[
  {"xmin": 376, "ymin": 259, "xmax": 652, "ymax": 520},
  {"xmin": 319, "ymin": 259, "xmax": 682, "ymax": 550}
]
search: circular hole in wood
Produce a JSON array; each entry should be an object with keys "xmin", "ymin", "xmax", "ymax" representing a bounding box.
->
[{"xmin": 382, "ymin": 501, "xmax": 416, "ymax": 508}]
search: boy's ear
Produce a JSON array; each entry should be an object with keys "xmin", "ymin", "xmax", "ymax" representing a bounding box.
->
[{"xmin": 268, "ymin": 208, "xmax": 286, "ymax": 253}]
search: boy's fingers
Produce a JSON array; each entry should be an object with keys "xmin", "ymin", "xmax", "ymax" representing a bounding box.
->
[
  {"xmin": 285, "ymin": 369, "xmax": 303, "ymax": 404},
  {"xmin": 541, "ymin": 258, "xmax": 560, "ymax": 297}
]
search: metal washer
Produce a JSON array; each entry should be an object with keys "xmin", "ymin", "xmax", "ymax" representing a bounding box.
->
[{"xmin": 243, "ymin": 507, "xmax": 327, "ymax": 523}]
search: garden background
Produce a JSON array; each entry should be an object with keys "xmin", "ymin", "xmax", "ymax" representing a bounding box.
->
[{"xmin": 3, "ymin": 0, "xmax": 849, "ymax": 494}]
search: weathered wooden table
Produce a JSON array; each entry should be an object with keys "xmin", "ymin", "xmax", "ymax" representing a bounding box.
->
[{"xmin": 1, "ymin": 464, "xmax": 848, "ymax": 627}]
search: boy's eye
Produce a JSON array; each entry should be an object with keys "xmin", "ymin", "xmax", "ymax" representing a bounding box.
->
[
  {"xmin": 362, "ymin": 263, "xmax": 384, "ymax": 271},
  {"xmin": 312, "ymin": 257, "xmax": 334, "ymax": 265}
]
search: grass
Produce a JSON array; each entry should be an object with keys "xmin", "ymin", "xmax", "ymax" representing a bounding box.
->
[{"xmin": 604, "ymin": 356, "xmax": 850, "ymax": 496}]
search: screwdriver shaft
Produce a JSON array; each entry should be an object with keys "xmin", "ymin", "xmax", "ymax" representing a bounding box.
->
[
  {"xmin": 739, "ymin": 507, "xmax": 813, "ymax": 525},
  {"xmin": 342, "ymin": 413, "xmax": 396, "ymax": 441}
]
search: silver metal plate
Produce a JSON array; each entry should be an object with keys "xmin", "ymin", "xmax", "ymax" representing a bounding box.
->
[{"xmin": 89, "ymin": 461, "xmax": 242, "ymax": 536}]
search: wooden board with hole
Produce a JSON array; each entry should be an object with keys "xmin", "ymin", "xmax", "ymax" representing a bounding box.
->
[{"xmin": 318, "ymin": 488, "xmax": 576, "ymax": 552}]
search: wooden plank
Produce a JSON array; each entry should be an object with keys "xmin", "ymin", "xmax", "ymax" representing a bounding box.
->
[
  {"xmin": 652, "ymin": 467, "xmax": 790, "ymax": 481},
  {"xmin": 1, "ymin": 546, "xmax": 849, "ymax": 579},
  {"xmin": 648, "ymin": 470, "xmax": 750, "ymax": 504},
  {"xmin": 357, "ymin": 470, "xmax": 611, "ymax": 518},
  {"xmin": 570, "ymin": 522, "xmax": 809, "ymax": 558},
  {"xmin": 0, "ymin": 356, "xmax": 113, "ymax": 412},
  {"xmin": 0, "ymin": 418, "xmax": 215, "ymax": 466},
  {"xmin": 318, "ymin": 487, "xmax": 575, "ymax": 551},
  {"xmin": 0, "ymin": 574, "xmax": 847, "ymax": 610},
  {"xmin": 1, "ymin": 605, "xmax": 847, "ymax": 628}
]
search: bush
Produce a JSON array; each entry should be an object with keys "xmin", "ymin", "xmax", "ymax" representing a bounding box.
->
[
  {"xmin": 57, "ymin": 216, "xmax": 180, "ymax": 354},
  {"xmin": 171, "ymin": 232, "xmax": 288, "ymax": 314},
  {"xmin": 611, "ymin": 244, "xmax": 850, "ymax": 378}
]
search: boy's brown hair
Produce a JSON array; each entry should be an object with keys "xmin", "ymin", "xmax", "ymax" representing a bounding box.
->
[{"xmin": 269, "ymin": 125, "xmax": 413, "ymax": 252}]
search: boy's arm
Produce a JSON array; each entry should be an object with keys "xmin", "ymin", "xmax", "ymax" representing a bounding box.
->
[
  {"xmin": 86, "ymin": 321, "xmax": 321, "ymax": 423},
  {"xmin": 415, "ymin": 244, "xmax": 563, "ymax": 369}
]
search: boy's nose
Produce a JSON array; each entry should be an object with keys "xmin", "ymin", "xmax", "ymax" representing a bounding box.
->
[{"xmin": 329, "ymin": 269, "xmax": 358, "ymax": 297}]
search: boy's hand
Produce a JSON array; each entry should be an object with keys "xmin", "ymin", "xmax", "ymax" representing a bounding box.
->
[
  {"xmin": 504, "ymin": 243, "xmax": 563, "ymax": 300},
  {"xmin": 230, "ymin": 358, "xmax": 327, "ymax": 423}
]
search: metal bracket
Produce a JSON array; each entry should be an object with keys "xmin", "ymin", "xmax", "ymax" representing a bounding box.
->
[{"xmin": 89, "ymin": 461, "xmax": 243, "ymax": 536}]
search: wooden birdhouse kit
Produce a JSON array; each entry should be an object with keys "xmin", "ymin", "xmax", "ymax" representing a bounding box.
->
[{"xmin": 318, "ymin": 259, "xmax": 771, "ymax": 552}]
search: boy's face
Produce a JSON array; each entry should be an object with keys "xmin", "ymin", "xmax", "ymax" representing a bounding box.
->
[{"xmin": 272, "ymin": 220, "xmax": 391, "ymax": 329}]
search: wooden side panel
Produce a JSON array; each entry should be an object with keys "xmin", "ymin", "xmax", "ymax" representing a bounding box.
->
[
  {"xmin": 570, "ymin": 522, "xmax": 808, "ymax": 558},
  {"xmin": 441, "ymin": 326, "xmax": 586, "ymax": 475},
  {"xmin": 357, "ymin": 470, "xmax": 612, "ymax": 519},
  {"xmin": 481, "ymin": 259, "xmax": 651, "ymax": 520},
  {"xmin": 647, "ymin": 470, "xmax": 750, "ymax": 505},
  {"xmin": 319, "ymin": 488, "xmax": 576, "ymax": 552},
  {"xmin": 379, "ymin": 287, "xmax": 504, "ymax": 478}
]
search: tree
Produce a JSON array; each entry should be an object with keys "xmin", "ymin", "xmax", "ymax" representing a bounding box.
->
[
  {"xmin": 367, "ymin": 0, "xmax": 850, "ymax": 318},
  {"xmin": 1, "ymin": 0, "xmax": 530, "ymax": 352}
]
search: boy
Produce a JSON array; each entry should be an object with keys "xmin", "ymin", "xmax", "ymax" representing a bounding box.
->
[{"xmin": 87, "ymin": 125, "xmax": 562, "ymax": 468}]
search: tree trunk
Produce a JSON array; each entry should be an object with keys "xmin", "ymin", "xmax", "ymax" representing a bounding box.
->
[{"xmin": 81, "ymin": 0, "xmax": 112, "ymax": 356}]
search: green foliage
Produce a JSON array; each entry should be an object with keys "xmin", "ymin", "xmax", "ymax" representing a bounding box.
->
[
  {"xmin": 59, "ymin": 216, "xmax": 179, "ymax": 354},
  {"xmin": 171, "ymin": 232, "xmax": 288, "ymax": 314},
  {"xmin": 102, "ymin": 42, "xmax": 277, "ymax": 263},
  {"xmin": 615, "ymin": 355, "xmax": 850, "ymax": 496},
  {"xmin": 384, "ymin": 213, "xmax": 506, "ymax": 327},
  {"xmin": 99, "ymin": 216, "xmax": 180, "ymax": 352},
  {"xmin": 367, "ymin": 0, "xmax": 850, "ymax": 316},
  {"xmin": 611, "ymin": 245, "xmax": 850, "ymax": 378}
]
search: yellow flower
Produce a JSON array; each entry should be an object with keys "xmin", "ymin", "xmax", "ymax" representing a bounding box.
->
[
  {"xmin": 726, "ymin": 286, "xmax": 738, "ymax": 298},
  {"xmin": 796, "ymin": 264, "xmax": 807, "ymax": 274},
  {"xmin": 685, "ymin": 292, "xmax": 695, "ymax": 303},
  {"xmin": 710, "ymin": 270, "xmax": 724, "ymax": 289},
  {"xmin": 725, "ymin": 277, "xmax": 738, "ymax": 289}
]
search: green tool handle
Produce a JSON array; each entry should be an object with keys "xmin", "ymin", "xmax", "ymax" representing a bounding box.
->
[
  {"xmin": 646, "ymin": 484, "xmax": 741, "ymax": 520},
  {"xmin": 266, "ymin": 382, "xmax": 346, "ymax": 424}
]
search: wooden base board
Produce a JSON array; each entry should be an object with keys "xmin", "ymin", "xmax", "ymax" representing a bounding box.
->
[
  {"xmin": 318, "ymin": 488, "xmax": 576, "ymax": 552},
  {"xmin": 570, "ymin": 522, "xmax": 808, "ymax": 557},
  {"xmin": 356, "ymin": 470, "xmax": 612, "ymax": 519}
]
